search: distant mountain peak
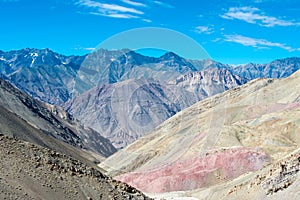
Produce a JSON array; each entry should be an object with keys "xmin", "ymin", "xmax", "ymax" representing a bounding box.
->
[{"xmin": 160, "ymin": 51, "xmax": 182, "ymax": 60}]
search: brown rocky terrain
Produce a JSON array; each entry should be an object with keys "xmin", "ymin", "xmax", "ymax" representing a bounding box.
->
[
  {"xmin": 100, "ymin": 69, "xmax": 300, "ymax": 197},
  {"xmin": 0, "ymin": 133, "xmax": 151, "ymax": 200}
]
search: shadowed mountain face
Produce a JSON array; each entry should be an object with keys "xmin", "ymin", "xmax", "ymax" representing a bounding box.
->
[
  {"xmin": 64, "ymin": 79, "xmax": 198, "ymax": 148},
  {"xmin": 64, "ymin": 69, "xmax": 245, "ymax": 149},
  {"xmin": 0, "ymin": 78, "xmax": 116, "ymax": 159},
  {"xmin": 0, "ymin": 48, "xmax": 83, "ymax": 104},
  {"xmin": 100, "ymin": 69, "xmax": 300, "ymax": 194}
]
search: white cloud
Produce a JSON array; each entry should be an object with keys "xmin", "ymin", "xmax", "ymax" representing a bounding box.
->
[
  {"xmin": 212, "ymin": 38, "xmax": 222, "ymax": 42},
  {"xmin": 224, "ymin": 34, "xmax": 294, "ymax": 51},
  {"xmin": 195, "ymin": 26, "xmax": 214, "ymax": 34},
  {"xmin": 77, "ymin": 0, "xmax": 144, "ymax": 19},
  {"xmin": 142, "ymin": 18, "xmax": 152, "ymax": 23},
  {"xmin": 221, "ymin": 6, "xmax": 300, "ymax": 27},
  {"xmin": 79, "ymin": 0, "xmax": 143, "ymax": 14},
  {"xmin": 89, "ymin": 12, "xmax": 139, "ymax": 18},
  {"xmin": 103, "ymin": 13, "xmax": 139, "ymax": 19},
  {"xmin": 121, "ymin": 0, "xmax": 147, "ymax": 7},
  {"xmin": 153, "ymin": 1, "xmax": 174, "ymax": 8}
]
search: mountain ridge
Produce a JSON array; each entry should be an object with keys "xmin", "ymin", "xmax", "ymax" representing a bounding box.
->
[
  {"xmin": 0, "ymin": 77, "xmax": 117, "ymax": 159},
  {"xmin": 1, "ymin": 48, "xmax": 299, "ymax": 105},
  {"xmin": 1, "ymin": 48, "xmax": 300, "ymax": 149}
]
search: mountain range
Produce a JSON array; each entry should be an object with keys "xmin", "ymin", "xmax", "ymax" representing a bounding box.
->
[
  {"xmin": 1, "ymin": 48, "xmax": 300, "ymax": 149},
  {"xmin": 1, "ymin": 48, "xmax": 299, "ymax": 104}
]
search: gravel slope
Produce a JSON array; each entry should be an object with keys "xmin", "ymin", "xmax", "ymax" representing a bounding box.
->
[{"xmin": 0, "ymin": 133, "xmax": 151, "ymax": 200}]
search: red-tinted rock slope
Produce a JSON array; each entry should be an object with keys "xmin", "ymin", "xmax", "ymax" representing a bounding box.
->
[
  {"xmin": 117, "ymin": 147, "xmax": 269, "ymax": 193},
  {"xmin": 100, "ymin": 69, "xmax": 300, "ymax": 195}
]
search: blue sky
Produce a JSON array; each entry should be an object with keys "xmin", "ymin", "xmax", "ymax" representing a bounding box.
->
[{"xmin": 1, "ymin": 0, "xmax": 300, "ymax": 64}]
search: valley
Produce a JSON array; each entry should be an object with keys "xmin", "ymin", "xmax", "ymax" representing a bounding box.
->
[
  {"xmin": 1, "ymin": 48, "xmax": 300, "ymax": 199},
  {"xmin": 2, "ymin": 0, "xmax": 300, "ymax": 199}
]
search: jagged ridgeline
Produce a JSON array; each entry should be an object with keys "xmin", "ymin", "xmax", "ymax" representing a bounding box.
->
[{"xmin": 1, "ymin": 48, "xmax": 300, "ymax": 149}]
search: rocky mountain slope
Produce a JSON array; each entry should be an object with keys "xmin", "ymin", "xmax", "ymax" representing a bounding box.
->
[
  {"xmin": 182, "ymin": 147, "xmax": 300, "ymax": 200},
  {"xmin": 0, "ymin": 78, "xmax": 116, "ymax": 159},
  {"xmin": 149, "ymin": 147, "xmax": 300, "ymax": 200},
  {"xmin": 224, "ymin": 148, "xmax": 300, "ymax": 200},
  {"xmin": 100, "ymin": 69, "xmax": 300, "ymax": 195},
  {"xmin": 64, "ymin": 68, "xmax": 245, "ymax": 149},
  {"xmin": 0, "ymin": 134, "xmax": 151, "ymax": 200},
  {"xmin": 172, "ymin": 68, "xmax": 247, "ymax": 97},
  {"xmin": 64, "ymin": 79, "xmax": 198, "ymax": 148},
  {"xmin": 0, "ymin": 48, "xmax": 83, "ymax": 104}
]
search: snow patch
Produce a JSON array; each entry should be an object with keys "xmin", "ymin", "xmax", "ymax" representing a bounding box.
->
[
  {"xmin": 31, "ymin": 58, "xmax": 36, "ymax": 66},
  {"xmin": 29, "ymin": 53, "xmax": 38, "ymax": 66},
  {"xmin": 62, "ymin": 61, "xmax": 70, "ymax": 65},
  {"xmin": 30, "ymin": 53, "xmax": 38, "ymax": 57},
  {"xmin": 0, "ymin": 57, "xmax": 6, "ymax": 61}
]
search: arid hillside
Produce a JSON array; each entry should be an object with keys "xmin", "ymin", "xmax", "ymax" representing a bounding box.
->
[
  {"xmin": 0, "ymin": 134, "xmax": 151, "ymax": 200},
  {"xmin": 100, "ymin": 69, "xmax": 300, "ymax": 195}
]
